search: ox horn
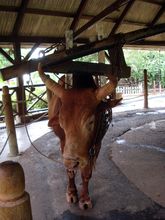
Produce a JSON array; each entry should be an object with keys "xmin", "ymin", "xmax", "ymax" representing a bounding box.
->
[
  {"xmin": 38, "ymin": 63, "xmax": 64, "ymax": 98},
  {"xmin": 95, "ymin": 75, "xmax": 118, "ymax": 101}
]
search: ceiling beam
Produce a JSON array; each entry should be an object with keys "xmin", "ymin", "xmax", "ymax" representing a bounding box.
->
[
  {"xmin": 128, "ymin": 40, "xmax": 165, "ymax": 47},
  {"xmin": 0, "ymin": 36, "xmax": 88, "ymax": 44},
  {"xmin": 12, "ymin": 0, "xmax": 29, "ymax": 36},
  {"xmin": 0, "ymin": 5, "xmax": 147, "ymax": 28},
  {"xmin": 70, "ymin": 0, "xmax": 88, "ymax": 31},
  {"xmin": 0, "ymin": 48, "xmax": 15, "ymax": 64},
  {"xmin": 73, "ymin": 0, "xmax": 130, "ymax": 38},
  {"xmin": 109, "ymin": 0, "xmax": 135, "ymax": 36},
  {"xmin": 149, "ymin": 3, "xmax": 165, "ymax": 26}
]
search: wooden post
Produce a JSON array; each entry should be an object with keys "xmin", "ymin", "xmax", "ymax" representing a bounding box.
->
[
  {"xmin": 0, "ymin": 161, "xmax": 32, "ymax": 220},
  {"xmin": 98, "ymin": 51, "xmax": 105, "ymax": 86},
  {"xmin": 14, "ymin": 42, "xmax": 26, "ymax": 123},
  {"xmin": 144, "ymin": 69, "xmax": 148, "ymax": 109},
  {"xmin": 2, "ymin": 86, "xmax": 19, "ymax": 156},
  {"xmin": 153, "ymin": 80, "xmax": 156, "ymax": 94}
]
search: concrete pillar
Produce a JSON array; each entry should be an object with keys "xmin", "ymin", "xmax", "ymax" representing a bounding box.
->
[
  {"xmin": 0, "ymin": 161, "xmax": 32, "ymax": 220},
  {"xmin": 2, "ymin": 86, "xmax": 18, "ymax": 156}
]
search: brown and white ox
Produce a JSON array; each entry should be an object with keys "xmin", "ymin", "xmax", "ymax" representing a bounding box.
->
[{"xmin": 38, "ymin": 63, "xmax": 118, "ymax": 210}]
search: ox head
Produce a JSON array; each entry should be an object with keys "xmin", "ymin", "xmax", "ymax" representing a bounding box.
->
[{"xmin": 38, "ymin": 63, "xmax": 117, "ymax": 170}]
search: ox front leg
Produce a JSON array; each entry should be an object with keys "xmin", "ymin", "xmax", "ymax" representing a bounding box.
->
[
  {"xmin": 79, "ymin": 165, "xmax": 93, "ymax": 210},
  {"xmin": 66, "ymin": 169, "xmax": 78, "ymax": 204}
]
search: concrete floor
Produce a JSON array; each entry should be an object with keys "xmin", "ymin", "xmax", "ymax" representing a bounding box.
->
[{"xmin": 0, "ymin": 108, "xmax": 165, "ymax": 219}]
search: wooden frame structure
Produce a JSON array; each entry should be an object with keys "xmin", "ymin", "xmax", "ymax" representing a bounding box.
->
[{"xmin": 0, "ymin": 0, "xmax": 165, "ymax": 121}]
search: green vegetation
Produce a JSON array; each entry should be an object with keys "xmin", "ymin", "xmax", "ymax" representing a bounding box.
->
[{"xmin": 124, "ymin": 49, "xmax": 165, "ymax": 87}]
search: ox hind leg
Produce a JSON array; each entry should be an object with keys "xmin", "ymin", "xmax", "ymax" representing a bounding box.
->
[
  {"xmin": 66, "ymin": 169, "xmax": 78, "ymax": 204},
  {"xmin": 79, "ymin": 164, "xmax": 93, "ymax": 210}
]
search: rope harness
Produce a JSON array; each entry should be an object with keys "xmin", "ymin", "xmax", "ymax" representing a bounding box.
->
[{"xmin": 89, "ymin": 100, "xmax": 112, "ymax": 163}]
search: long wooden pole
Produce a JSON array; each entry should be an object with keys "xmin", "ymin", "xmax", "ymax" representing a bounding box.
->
[
  {"xmin": 2, "ymin": 86, "xmax": 18, "ymax": 156},
  {"xmin": 144, "ymin": 69, "xmax": 148, "ymax": 109}
]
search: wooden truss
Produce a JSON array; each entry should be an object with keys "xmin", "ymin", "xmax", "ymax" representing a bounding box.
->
[{"xmin": 1, "ymin": 23, "xmax": 165, "ymax": 81}]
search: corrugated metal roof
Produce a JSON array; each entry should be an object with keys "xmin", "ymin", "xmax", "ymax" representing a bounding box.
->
[{"xmin": 0, "ymin": 0, "xmax": 164, "ymax": 47}]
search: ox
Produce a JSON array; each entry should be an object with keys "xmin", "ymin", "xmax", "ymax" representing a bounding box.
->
[{"xmin": 38, "ymin": 63, "xmax": 118, "ymax": 209}]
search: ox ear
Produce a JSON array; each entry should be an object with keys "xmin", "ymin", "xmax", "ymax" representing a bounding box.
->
[
  {"xmin": 95, "ymin": 75, "xmax": 118, "ymax": 101},
  {"xmin": 38, "ymin": 63, "xmax": 65, "ymax": 98}
]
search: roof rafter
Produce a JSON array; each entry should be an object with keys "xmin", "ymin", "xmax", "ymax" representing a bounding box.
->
[
  {"xmin": 149, "ymin": 3, "xmax": 165, "ymax": 26},
  {"xmin": 70, "ymin": 0, "xmax": 88, "ymax": 31},
  {"xmin": 73, "ymin": 0, "xmax": 130, "ymax": 38},
  {"xmin": 139, "ymin": 0, "xmax": 164, "ymax": 6},
  {"xmin": 109, "ymin": 0, "xmax": 135, "ymax": 36},
  {"xmin": 0, "ymin": 5, "xmax": 147, "ymax": 28},
  {"xmin": 12, "ymin": 0, "xmax": 29, "ymax": 36}
]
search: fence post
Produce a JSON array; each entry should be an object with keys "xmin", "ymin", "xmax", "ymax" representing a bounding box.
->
[
  {"xmin": 2, "ymin": 86, "xmax": 18, "ymax": 156},
  {"xmin": 144, "ymin": 69, "xmax": 148, "ymax": 109},
  {"xmin": 0, "ymin": 161, "xmax": 33, "ymax": 220}
]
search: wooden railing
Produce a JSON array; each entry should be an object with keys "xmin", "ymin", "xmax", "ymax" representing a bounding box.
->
[{"xmin": 0, "ymin": 84, "xmax": 48, "ymax": 121}]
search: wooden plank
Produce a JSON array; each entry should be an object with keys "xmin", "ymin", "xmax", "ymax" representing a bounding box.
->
[{"xmin": 0, "ymin": 61, "xmax": 131, "ymax": 80}]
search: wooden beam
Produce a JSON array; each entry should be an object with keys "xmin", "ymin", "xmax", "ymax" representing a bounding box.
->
[
  {"xmin": 70, "ymin": 0, "xmax": 88, "ymax": 31},
  {"xmin": 24, "ymin": 43, "xmax": 40, "ymax": 61},
  {"xmin": 149, "ymin": 3, "xmax": 165, "ymax": 26},
  {"xmin": 128, "ymin": 40, "xmax": 165, "ymax": 47},
  {"xmin": 12, "ymin": 0, "xmax": 29, "ymax": 36},
  {"xmin": 0, "ymin": 36, "xmax": 89, "ymax": 44},
  {"xmin": 124, "ymin": 23, "xmax": 165, "ymax": 43},
  {"xmin": 1, "ymin": 23, "xmax": 165, "ymax": 80},
  {"xmin": 109, "ymin": 0, "xmax": 135, "ymax": 36},
  {"xmin": 13, "ymin": 41, "xmax": 26, "ymax": 117},
  {"xmin": 0, "ymin": 5, "xmax": 148, "ymax": 29},
  {"xmin": 74, "ymin": 0, "xmax": 129, "ymax": 38},
  {"xmin": 0, "ymin": 48, "xmax": 15, "ymax": 64},
  {"xmin": 0, "ymin": 5, "xmax": 18, "ymax": 12},
  {"xmin": 1, "ymin": 61, "xmax": 130, "ymax": 80},
  {"xmin": 138, "ymin": 0, "xmax": 164, "ymax": 6}
]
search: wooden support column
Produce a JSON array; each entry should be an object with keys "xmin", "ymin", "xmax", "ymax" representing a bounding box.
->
[
  {"xmin": 13, "ymin": 42, "xmax": 26, "ymax": 122},
  {"xmin": 2, "ymin": 86, "xmax": 18, "ymax": 156},
  {"xmin": 144, "ymin": 69, "xmax": 148, "ymax": 109},
  {"xmin": 0, "ymin": 161, "xmax": 32, "ymax": 220},
  {"xmin": 98, "ymin": 51, "xmax": 105, "ymax": 86}
]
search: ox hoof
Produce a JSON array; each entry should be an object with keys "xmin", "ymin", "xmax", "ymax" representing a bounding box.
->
[
  {"xmin": 66, "ymin": 191, "xmax": 78, "ymax": 204},
  {"xmin": 79, "ymin": 198, "xmax": 93, "ymax": 210}
]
